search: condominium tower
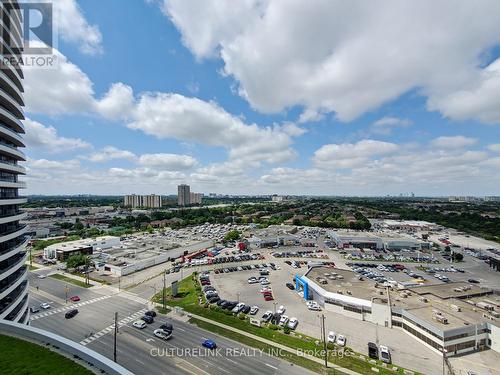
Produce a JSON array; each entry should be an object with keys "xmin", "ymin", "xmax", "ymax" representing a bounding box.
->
[
  {"xmin": 0, "ymin": 1, "xmax": 29, "ymax": 324},
  {"xmin": 124, "ymin": 194, "xmax": 162, "ymax": 208},
  {"xmin": 177, "ymin": 184, "xmax": 190, "ymax": 206}
]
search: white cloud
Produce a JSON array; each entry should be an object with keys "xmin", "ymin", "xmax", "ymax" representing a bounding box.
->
[
  {"xmin": 163, "ymin": 0, "xmax": 500, "ymax": 123},
  {"xmin": 23, "ymin": 118, "xmax": 91, "ymax": 152},
  {"xmin": 138, "ymin": 153, "xmax": 198, "ymax": 170},
  {"xmin": 57, "ymin": 0, "xmax": 103, "ymax": 55},
  {"xmin": 430, "ymin": 136, "xmax": 478, "ymax": 149},
  {"xmin": 488, "ymin": 144, "xmax": 500, "ymax": 153},
  {"xmin": 85, "ymin": 146, "xmax": 136, "ymax": 163},
  {"xmin": 313, "ymin": 139, "xmax": 398, "ymax": 169},
  {"xmin": 95, "ymin": 83, "xmax": 135, "ymax": 120},
  {"xmin": 24, "ymin": 49, "xmax": 95, "ymax": 115},
  {"xmin": 428, "ymin": 58, "xmax": 500, "ymax": 123},
  {"xmin": 371, "ymin": 116, "xmax": 412, "ymax": 134}
]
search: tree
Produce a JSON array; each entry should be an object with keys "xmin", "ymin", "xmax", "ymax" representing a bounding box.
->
[
  {"xmin": 224, "ymin": 229, "xmax": 240, "ymax": 242},
  {"xmin": 452, "ymin": 252, "xmax": 464, "ymax": 262},
  {"xmin": 66, "ymin": 254, "xmax": 89, "ymax": 269}
]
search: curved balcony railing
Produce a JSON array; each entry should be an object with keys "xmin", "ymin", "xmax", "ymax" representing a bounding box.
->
[
  {"xmin": 0, "ymin": 265, "xmax": 26, "ymax": 296},
  {"xmin": 0, "ymin": 280, "xmax": 27, "ymax": 316},
  {"xmin": 0, "ymin": 122, "xmax": 23, "ymax": 147},
  {"xmin": 5, "ymin": 293, "xmax": 28, "ymax": 321},
  {"xmin": 0, "ymin": 143, "xmax": 25, "ymax": 160}
]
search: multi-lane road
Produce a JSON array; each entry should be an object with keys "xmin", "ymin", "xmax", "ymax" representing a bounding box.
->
[{"xmin": 28, "ymin": 270, "xmax": 312, "ymax": 375}]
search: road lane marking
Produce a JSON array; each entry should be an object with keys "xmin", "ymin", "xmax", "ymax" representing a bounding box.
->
[
  {"xmin": 30, "ymin": 295, "xmax": 113, "ymax": 321},
  {"xmin": 265, "ymin": 363, "xmax": 278, "ymax": 370},
  {"xmin": 79, "ymin": 308, "xmax": 148, "ymax": 346}
]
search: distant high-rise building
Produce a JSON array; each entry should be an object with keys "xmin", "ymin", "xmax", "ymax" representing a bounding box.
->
[
  {"xmin": 0, "ymin": 0, "xmax": 29, "ymax": 324},
  {"xmin": 177, "ymin": 184, "xmax": 191, "ymax": 206},
  {"xmin": 124, "ymin": 194, "xmax": 162, "ymax": 208},
  {"xmin": 190, "ymin": 192, "xmax": 203, "ymax": 205}
]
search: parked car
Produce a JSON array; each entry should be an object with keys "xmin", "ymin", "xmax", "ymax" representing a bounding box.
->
[
  {"xmin": 241, "ymin": 305, "xmax": 251, "ymax": 314},
  {"xmin": 379, "ymin": 345, "xmax": 391, "ymax": 364},
  {"xmin": 249, "ymin": 306, "xmax": 259, "ymax": 315},
  {"xmin": 65, "ymin": 309, "xmax": 79, "ymax": 319},
  {"xmin": 276, "ymin": 305, "xmax": 286, "ymax": 314},
  {"xmin": 279, "ymin": 315, "xmax": 289, "ymax": 326},
  {"xmin": 261, "ymin": 311, "xmax": 273, "ymax": 322},
  {"xmin": 327, "ymin": 331, "xmax": 336, "ymax": 343},
  {"xmin": 202, "ymin": 339, "xmax": 217, "ymax": 349},
  {"xmin": 248, "ymin": 277, "xmax": 259, "ymax": 284},
  {"xmin": 468, "ymin": 279, "xmax": 480, "ymax": 284},
  {"xmin": 232, "ymin": 302, "xmax": 245, "ymax": 313},
  {"xmin": 287, "ymin": 317, "xmax": 298, "ymax": 330},
  {"xmin": 336, "ymin": 335, "xmax": 346, "ymax": 346},
  {"xmin": 306, "ymin": 301, "xmax": 321, "ymax": 311},
  {"xmin": 264, "ymin": 294, "xmax": 274, "ymax": 301},
  {"xmin": 368, "ymin": 342, "xmax": 378, "ymax": 359},
  {"xmin": 285, "ymin": 282, "xmax": 295, "ymax": 290},
  {"xmin": 133, "ymin": 320, "xmax": 147, "ymax": 329}
]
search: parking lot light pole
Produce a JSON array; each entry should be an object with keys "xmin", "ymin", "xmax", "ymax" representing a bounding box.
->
[
  {"xmin": 273, "ymin": 302, "xmax": 277, "ymax": 313},
  {"xmin": 163, "ymin": 271, "xmax": 166, "ymax": 311},
  {"xmin": 237, "ymin": 292, "xmax": 240, "ymax": 303}
]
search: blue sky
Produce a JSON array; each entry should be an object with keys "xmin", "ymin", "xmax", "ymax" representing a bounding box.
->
[{"xmin": 23, "ymin": 1, "xmax": 500, "ymax": 196}]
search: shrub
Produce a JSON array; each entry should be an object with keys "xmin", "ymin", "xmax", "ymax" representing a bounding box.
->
[
  {"xmin": 283, "ymin": 326, "xmax": 291, "ymax": 334},
  {"xmin": 238, "ymin": 313, "xmax": 246, "ymax": 320},
  {"xmin": 268, "ymin": 324, "xmax": 279, "ymax": 330},
  {"xmin": 327, "ymin": 342, "xmax": 335, "ymax": 350}
]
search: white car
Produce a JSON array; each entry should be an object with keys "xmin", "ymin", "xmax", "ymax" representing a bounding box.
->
[
  {"xmin": 260, "ymin": 286, "xmax": 272, "ymax": 293},
  {"xmin": 133, "ymin": 320, "xmax": 147, "ymax": 329},
  {"xmin": 153, "ymin": 329, "xmax": 172, "ymax": 340},
  {"xmin": 260, "ymin": 279, "xmax": 270, "ymax": 285},
  {"xmin": 232, "ymin": 302, "xmax": 245, "ymax": 313},
  {"xmin": 37, "ymin": 274, "xmax": 47, "ymax": 279},
  {"xmin": 379, "ymin": 345, "xmax": 391, "ymax": 364},
  {"xmin": 306, "ymin": 301, "xmax": 321, "ymax": 311},
  {"xmin": 287, "ymin": 317, "xmax": 298, "ymax": 330},
  {"xmin": 336, "ymin": 334, "xmax": 346, "ymax": 346},
  {"xmin": 248, "ymin": 278, "xmax": 259, "ymax": 284},
  {"xmin": 279, "ymin": 315, "xmax": 289, "ymax": 326},
  {"xmin": 327, "ymin": 331, "xmax": 336, "ymax": 343},
  {"xmin": 249, "ymin": 306, "xmax": 259, "ymax": 315},
  {"xmin": 40, "ymin": 303, "xmax": 51, "ymax": 309},
  {"xmin": 276, "ymin": 305, "xmax": 286, "ymax": 314}
]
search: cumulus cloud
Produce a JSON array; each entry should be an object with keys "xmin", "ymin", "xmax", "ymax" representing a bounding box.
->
[
  {"xmin": 488, "ymin": 144, "xmax": 500, "ymax": 153},
  {"xmin": 138, "ymin": 153, "xmax": 198, "ymax": 170},
  {"xmin": 84, "ymin": 146, "xmax": 137, "ymax": 163},
  {"xmin": 57, "ymin": 0, "xmax": 103, "ymax": 55},
  {"xmin": 23, "ymin": 118, "xmax": 91, "ymax": 152},
  {"xmin": 313, "ymin": 139, "xmax": 399, "ymax": 169},
  {"xmin": 162, "ymin": 0, "xmax": 500, "ymax": 123},
  {"xmin": 371, "ymin": 116, "xmax": 412, "ymax": 134},
  {"xmin": 430, "ymin": 136, "xmax": 478, "ymax": 149}
]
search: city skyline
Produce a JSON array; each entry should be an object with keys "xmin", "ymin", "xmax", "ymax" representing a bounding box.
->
[{"xmin": 23, "ymin": 1, "xmax": 500, "ymax": 197}]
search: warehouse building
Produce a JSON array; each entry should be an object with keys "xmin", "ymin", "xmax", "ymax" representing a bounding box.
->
[
  {"xmin": 43, "ymin": 236, "xmax": 120, "ymax": 261},
  {"xmin": 296, "ymin": 266, "xmax": 500, "ymax": 357}
]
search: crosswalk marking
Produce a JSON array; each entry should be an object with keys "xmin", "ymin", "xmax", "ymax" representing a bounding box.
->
[
  {"xmin": 79, "ymin": 308, "xmax": 148, "ymax": 346},
  {"xmin": 30, "ymin": 295, "xmax": 112, "ymax": 321}
]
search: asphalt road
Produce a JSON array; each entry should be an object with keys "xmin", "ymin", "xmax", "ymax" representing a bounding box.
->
[{"xmin": 29, "ymin": 273, "xmax": 314, "ymax": 375}]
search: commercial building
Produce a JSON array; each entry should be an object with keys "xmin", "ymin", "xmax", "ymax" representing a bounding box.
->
[
  {"xmin": 0, "ymin": 1, "xmax": 29, "ymax": 325},
  {"xmin": 329, "ymin": 230, "xmax": 430, "ymax": 250},
  {"xmin": 43, "ymin": 236, "xmax": 120, "ymax": 261},
  {"xmin": 177, "ymin": 184, "xmax": 190, "ymax": 206},
  {"xmin": 296, "ymin": 266, "xmax": 500, "ymax": 357},
  {"xmin": 123, "ymin": 194, "xmax": 162, "ymax": 208}
]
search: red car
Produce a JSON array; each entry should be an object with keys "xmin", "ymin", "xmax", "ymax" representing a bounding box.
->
[
  {"xmin": 264, "ymin": 295, "xmax": 274, "ymax": 301},
  {"xmin": 69, "ymin": 296, "xmax": 80, "ymax": 302}
]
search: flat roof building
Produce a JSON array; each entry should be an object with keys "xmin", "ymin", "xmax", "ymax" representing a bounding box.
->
[{"xmin": 43, "ymin": 236, "xmax": 120, "ymax": 261}]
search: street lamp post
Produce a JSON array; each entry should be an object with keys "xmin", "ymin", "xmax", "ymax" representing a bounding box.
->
[
  {"xmin": 65, "ymin": 285, "xmax": 69, "ymax": 304},
  {"xmin": 320, "ymin": 314, "xmax": 328, "ymax": 368},
  {"xmin": 113, "ymin": 312, "xmax": 118, "ymax": 362},
  {"xmin": 162, "ymin": 271, "xmax": 166, "ymax": 311}
]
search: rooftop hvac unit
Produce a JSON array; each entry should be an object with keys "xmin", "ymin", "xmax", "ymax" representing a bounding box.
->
[{"xmin": 433, "ymin": 315, "xmax": 448, "ymax": 324}]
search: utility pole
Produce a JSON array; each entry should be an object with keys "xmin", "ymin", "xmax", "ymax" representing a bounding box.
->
[
  {"xmin": 320, "ymin": 314, "xmax": 328, "ymax": 368},
  {"xmin": 65, "ymin": 285, "xmax": 69, "ymax": 304},
  {"xmin": 162, "ymin": 271, "xmax": 166, "ymax": 311},
  {"xmin": 113, "ymin": 312, "xmax": 118, "ymax": 362}
]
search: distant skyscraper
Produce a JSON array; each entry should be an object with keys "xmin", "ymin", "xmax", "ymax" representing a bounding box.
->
[
  {"xmin": 177, "ymin": 184, "xmax": 191, "ymax": 206},
  {"xmin": 0, "ymin": 1, "xmax": 29, "ymax": 324},
  {"xmin": 190, "ymin": 192, "xmax": 203, "ymax": 205}
]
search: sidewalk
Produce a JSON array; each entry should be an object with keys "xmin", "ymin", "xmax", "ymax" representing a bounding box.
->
[{"xmin": 154, "ymin": 302, "xmax": 361, "ymax": 375}]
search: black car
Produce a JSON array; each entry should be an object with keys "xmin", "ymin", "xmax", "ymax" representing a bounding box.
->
[
  {"xmin": 160, "ymin": 322, "xmax": 173, "ymax": 333},
  {"xmin": 65, "ymin": 309, "xmax": 79, "ymax": 319},
  {"xmin": 141, "ymin": 315, "xmax": 154, "ymax": 324},
  {"xmin": 468, "ymin": 279, "xmax": 480, "ymax": 284},
  {"xmin": 145, "ymin": 310, "xmax": 157, "ymax": 317},
  {"xmin": 216, "ymin": 299, "xmax": 227, "ymax": 306},
  {"xmin": 241, "ymin": 305, "xmax": 251, "ymax": 314},
  {"xmin": 286, "ymin": 282, "xmax": 295, "ymax": 290},
  {"xmin": 208, "ymin": 296, "xmax": 220, "ymax": 304}
]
